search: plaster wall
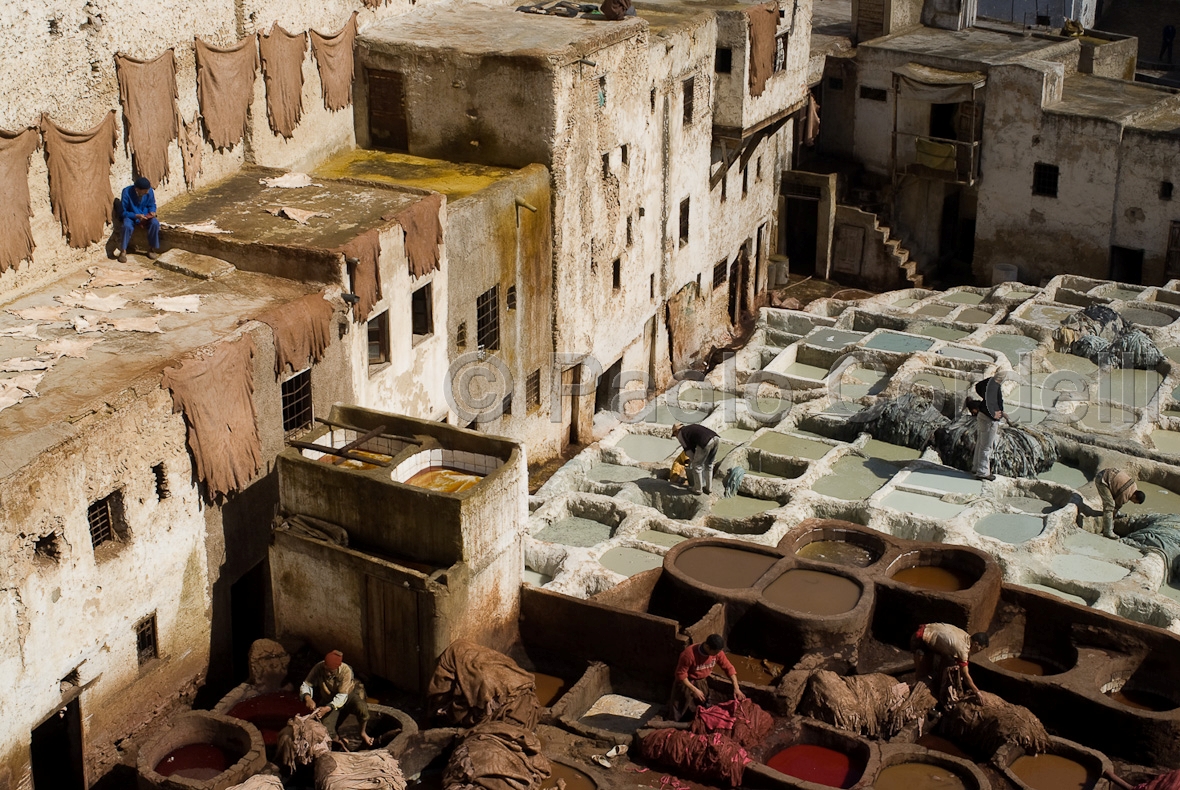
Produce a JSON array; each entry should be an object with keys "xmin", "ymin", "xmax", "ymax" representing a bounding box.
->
[
  {"xmin": 1110, "ymin": 128, "xmax": 1180, "ymax": 287},
  {"xmin": 977, "ymin": 0, "xmax": 1097, "ymax": 28}
]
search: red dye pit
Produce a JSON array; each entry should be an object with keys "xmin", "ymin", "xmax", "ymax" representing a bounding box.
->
[
  {"xmin": 229, "ymin": 691, "xmax": 307, "ymax": 745},
  {"xmin": 766, "ymin": 744, "xmax": 860, "ymax": 788},
  {"xmin": 155, "ymin": 743, "xmax": 233, "ymax": 780}
]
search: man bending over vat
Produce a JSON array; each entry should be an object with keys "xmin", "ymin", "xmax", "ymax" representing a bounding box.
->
[
  {"xmin": 669, "ymin": 633, "xmax": 745, "ymax": 722},
  {"xmin": 672, "ymin": 423, "xmax": 720, "ymax": 496},
  {"xmin": 1095, "ymin": 467, "xmax": 1146, "ymax": 539},
  {"xmin": 911, "ymin": 623, "xmax": 988, "ymax": 703},
  {"xmin": 301, "ymin": 649, "xmax": 373, "ymax": 746}
]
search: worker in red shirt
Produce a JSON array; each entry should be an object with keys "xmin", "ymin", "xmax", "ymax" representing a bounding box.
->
[{"xmin": 668, "ymin": 633, "xmax": 744, "ymax": 722}]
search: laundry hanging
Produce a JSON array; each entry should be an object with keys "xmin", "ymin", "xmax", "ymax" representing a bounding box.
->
[
  {"xmin": 40, "ymin": 111, "xmax": 117, "ymax": 248},
  {"xmin": 0, "ymin": 128, "xmax": 40, "ymax": 272},
  {"xmin": 115, "ymin": 49, "xmax": 179, "ymax": 186},
  {"xmin": 310, "ymin": 13, "xmax": 358, "ymax": 112},
  {"xmin": 259, "ymin": 25, "xmax": 308, "ymax": 139},
  {"xmin": 195, "ymin": 35, "xmax": 259, "ymax": 150}
]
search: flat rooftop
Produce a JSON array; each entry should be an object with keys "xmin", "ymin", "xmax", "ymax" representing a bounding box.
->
[
  {"xmin": 0, "ymin": 253, "xmax": 320, "ymax": 477},
  {"xmin": 632, "ymin": 0, "xmax": 761, "ymax": 34},
  {"xmin": 1049, "ymin": 73, "xmax": 1180, "ymax": 125},
  {"xmin": 863, "ymin": 24, "xmax": 1070, "ymax": 66},
  {"xmin": 313, "ymin": 150, "xmax": 518, "ymax": 202},
  {"xmin": 359, "ymin": 2, "xmax": 643, "ymax": 62}
]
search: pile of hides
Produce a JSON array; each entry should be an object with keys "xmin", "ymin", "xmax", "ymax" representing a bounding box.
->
[
  {"xmin": 1059, "ymin": 304, "xmax": 1163, "ymax": 369},
  {"xmin": 1135, "ymin": 769, "xmax": 1180, "ymax": 790},
  {"xmin": 853, "ymin": 392, "xmax": 948, "ymax": 450},
  {"xmin": 798, "ymin": 671, "xmax": 937, "ymax": 739},
  {"xmin": 443, "ymin": 721, "xmax": 550, "ymax": 790},
  {"xmin": 316, "ymin": 750, "xmax": 406, "ymax": 790},
  {"xmin": 284, "ymin": 514, "xmax": 349, "ymax": 546},
  {"xmin": 690, "ymin": 699, "xmax": 773, "ymax": 749},
  {"xmin": 639, "ymin": 729, "xmax": 749, "ymax": 787},
  {"xmin": 427, "ymin": 641, "xmax": 539, "ymax": 729},
  {"xmin": 228, "ymin": 777, "xmax": 284, "ymax": 790},
  {"xmin": 932, "ymin": 412, "xmax": 1057, "ymax": 478},
  {"xmin": 937, "ymin": 691, "xmax": 1050, "ymax": 760},
  {"xmin": 1122, "ymin": 514, "xmax": 1180, "ymax": 581},
  {"xmin": 277, "ymin": 716, "xmax": 332, "ymax": 773}
]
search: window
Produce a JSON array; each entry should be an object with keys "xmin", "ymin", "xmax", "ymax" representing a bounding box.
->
[
  {"xmin": 602, "ymin": 152, "xmax": 611, "ymax": 179},
  {"xmin": 626, "ymin": 215, "xmax": 633, "ymax": 247},
  {"xmin": 412, "ymin": 283, "xmax": 433, "ymax": 340},
  {"xmin": 153, "ymin": 463, "xmax": 169, "ymax": 500},
  {"xmin": 506, "ymin": 285, "xmax": 517, "ymax": 310},
  {"xmin": 1032, "ymin": 163, "xmax": 1059, "ymax": 198},
  {"xmin": 713, "ymin": 260, "xmax": 728, "ymax": 289},
  {"xmin": 456, "ymin": 321, "xmax": 467, "ymax": 349},
  {"xmin": 827, "ymin": 76, "xmax": 844, "ymax": 90},
  {"xmin": 88, "ymin": 491, "xmax": 124, "ymax": 549},
  {"xmin": 598, "ymin": 76, "xmax": 607, "ymax": 107},
  {"xmin": 135, "ymin": 613, "xmax": 158, "ymax": 665},
  {"xmin": 860, "ymin": 86, "xmax": 887, "ymax": 101},
  {"xmin": 715, "ymin": 48, "xmax": 732, "ymax": 73},
  {"xmin": 682, "ymin": 77, "xmax": 695, "ymax": 125},
  {"xmin": 501, "ymin": 393, "xmax": 513, "ymax": 417},
  {"xmin": 281, "ymin": 369, "xmax": 313, "ymax": 436},
  {"xmin": 650, "ymin": 87, "xmax": 657, "ymax": 113},
  {"xmin": 650, "ymin": 273, "xmax": 655, "ymax": 299},
  {"xmin": 1167, "ymin": 221, "xmax": 1180, "ymax": 278},
  {"xmin": 679, "ymin": 197, "xmax": 690, "ymax": 247},
  {"xmin": 1162, "ymin": 181, "xmax": 1174, "ymax": 201},
  {"xmin": 756, "ymin": 157, "xmax": 762, "ymax": 181},
  {"xmin": 367, "ymin": 311, "xmax": 389, "ymax": 365},
  {"xmin": 527, "ymin": 369, "xmax": 542, "ymax": 410},
  {"xmin": 721, "ymin": 171, "xmax": 728, "ymax": 201},
  {"xmin": 621, "ymin": 144, "xmax": 629, "ymax": 166},
  {"xmin": 773, "ymin": 34, "xmax": 787, "ymax": 72},
  {"xmin": 612, "ymin": 258, "xmax": 621, "ymax": 290},
  {"xmin": 476, "ymin": 286, "xmax": 500, "ymax": 351},
  {"xmin": 742, "ymin": 167, "xmax": 749, "ymax": 197}
]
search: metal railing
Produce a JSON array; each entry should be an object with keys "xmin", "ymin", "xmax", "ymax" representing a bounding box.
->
[{"xmin": 893, "ymin": 133, "xmax": 980, "ymax": 185}]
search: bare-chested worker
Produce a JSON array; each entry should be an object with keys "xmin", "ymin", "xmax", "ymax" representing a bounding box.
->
[{"xmin": 300, "ymin": 650, "xmax": 373, "ymax": 747}]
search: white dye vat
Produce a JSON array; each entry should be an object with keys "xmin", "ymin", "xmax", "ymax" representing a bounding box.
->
[
  {"xmin": 587, "ymin": 464, "xmax": 652, "ymax": 483},
  {"xmin": 804, "ymin": 328, "xmax": 868, "ymax": 350},
  {"xmin": 637, "ymin": 529, "xmax": 686, "ymax": 547},
  {"xmin": 982, "ymin": 335, "xmax": 1038, "ymax": 365},
  {"xmin": 1038, "ymin": 462, "xmax": 1090, "ymax": 488},
  {"xmin": 523, "ymin": 569, "xmax": 553, "ymax": 586},
  {"xmin": 599, "ymin": 547, "xmax": 664, "ymax": 577},
  {"xmin": 864, "ymin": 332, "xmax": 935, "ymax": 353},
  {"xmin": 917, "ymin": 303, "xmax": 955, "ymax": 318},
  {"xmin": 812, "ymin": 456, "xmax": 900, "ymax": 500},
  {"xmin": 863, "ymin": 439, "xmax": 923, "ymax": 462},
  {"xmin": 943, "ymin": 292, "xmax": 986, "ymax": 305},
  {"xmin": 1048, "ymin": 554, "xmax": 1130, "ymax": 583},
  {"xmin": 782, "ymin": 361, "xmax": 830, "ymax": 381},
  {"xmin": 904, "ymin": 467, "xmax": 983, "ymax": 495},
  {"xmin": 916, "ymin": 325, "xmax": 971, "ymax": 342},
  {"xmin": 1122, "ymin": 483, "xmax": 1180, "ymax": 517},
  {"xmin": 1019, "ymin": 583, "xmax": 1089, "ymax": 606},
  {"xmin": 975, "ymin": 513, "xmax": 1045, "ymax": 544},
  {"xmin": 616, "ymin": 435, "xmax": 681, "ymax": 463},
  {"xmin": 1150, "ymin": 429, "xmax": 1180, "ymax": 455},
  {"xmin": 1099, "ymin": 369, "xmax": 1162, "ymax": 408},
  {"xmin": 1063, "ymin": 532, "xmax": 1144, "ymax": 562},
  {"xmin": 751, "ymin": 432, "xmax": 832, "ymax": 459},
  {"xmin": 880, "ymin": 490, "xmax": 967, "ymax": 519},
  {"xmin": 939, "ymin": 347, "xmax": 993, "ymax": 362},
  {"xmin": 997, "ymin": 496, "xmax": 1055, "ymax": 514}
]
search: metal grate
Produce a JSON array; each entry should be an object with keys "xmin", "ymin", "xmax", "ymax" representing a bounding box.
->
[
  {"xmin": 506, "ymin": 285, "xmax": 517, "ymax": 311},
  {"xmin": 784, "ymin": 183, "xmax": 823, "ymax": 200},
  {"xmin": 527, "ymin": 370, "xmax": 541, "ymax": 410},
  {"xmin": 153, "ymin": 463, "xmax": 169, "ymax": 500},
  {"xmin": 456, "ymin": 321, "xmax": 467, "ymax": 348},
  {"xmin": 281, "ymin": 369, "xmax": 313, "ymax": 436},
  {"xmin": 135, "ymin": 613, "xmax": 158, "ymax": 665},
  {"xmin": 88, "ymin": 496, "xmax": 115, "ymax": 548},
  {"xmin": 1032, "ymin": 163, "xmax": 1059, "ymax": 198},
  {"xmin": 682, "ymin": 77, "xmax": 695, "ymax": 125},
  {"xmin": 713, "ymin": 260, "xmax": 728, "ymax": 289},
  {"xmin": 476, "ymin": 286, "xmax": 500, "ymax": 351}
]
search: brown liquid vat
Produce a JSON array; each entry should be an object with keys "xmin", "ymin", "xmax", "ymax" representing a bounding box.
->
[
  {"xmin": 780, "ymin": 523, "xmax": 889, "ymax": 569},
  {"xmin": 872, "ymin": 746, "xmax": 989, "ymax": 790},
  {"xmin": 996, "ymin": 737, "xmax": 1110, "ymax": 790}
]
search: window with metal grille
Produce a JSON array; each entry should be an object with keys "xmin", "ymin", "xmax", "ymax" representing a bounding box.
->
[
  {"xmin": 135, "ymin": 613, "xmax": 158, "ymax": 665},
  {"xmin": 598, "ymin": 76, "xmax": 607, "ymax": 107},
  {"xmin": 456, "ymin": 321, "xmax": 467, "ymax": 348},
  {"xmin": 626, "ymin": 215, "xmax": 633, "ymax": 247},
  {"xmin": 679, "ymin": 197, "xmax": 690, "ymax": 247},
  {"xmin": 476, "ymin": 286, "xmax": 500, "ymax": 351},
  {"xmin": 281, "ymin": 369, "xmax": 313, "ymax": 436},
  {"xmin": 773, "ymin": 34, "xmax": 787, "ymax": 72},
  {"xmin": 153, "ymin": 463, "xmax": 169, "ymax": 500},
  {"xmin": 88, "ymin": 492, "xmax": 122, "ymax": 549},
  {"xmin": 506, "ymin": 285, "xmax": 517, "ymax": 310},
  {"xmin": 1162, "ymin": 181, "xmax": 1174, "ymax": 201},
  {"xmin": 527, "ymin": 369, "xmax": 541, "ymax": 410},
  {"xmin": 715, "ymin": 48, "xmax": 732, "ymax": 73},
  {"xmin": 412, "ymin": 283, "xmax": 433, "ymax": 340},
  {"xmin": 1032, "ymin": 163, "xmax": 1059, "ymax": 198},
  {"xmin": 860, "ymin": 86, "xmax": 887, "ymax": 101},
  {"xmin": 682, "ymin": 77, "xmax": 695, "ymax": 125},
  {"xmin": 827, "ymin": 76, "xmax": 844, "ymax": 90},
  {"xmin": 784, "ymin": 183, "xmax": 823, "ymax": 199},
  {"xmin": 602, "ymin": 152, "xmax": 610, "ymax": 179},
  {"xmin": 612, "ymin": 259, "xmax": 621, "ymax": 290},
  {"xmin": 501, "ymin": 393, "xmax": 513, "ymax": 417},
  {"xmin": 368, "ymin": 311, "xmax": 389, "ymax": 365},
  {"xmin": 621, "ymin": 144, "xmax": 629, "ymax": 166},
  {"xmin": 713, "ymin": 260, "xmax": 728, "ymax": 289}
]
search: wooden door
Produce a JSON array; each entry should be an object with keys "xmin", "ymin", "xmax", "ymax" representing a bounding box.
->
[
  {"xmin": 562, "ymin": 365, "xmax": 580, "ymax": 447},
  {"xmin": 367, "ymin": 69, "xmax": 409, "ymax": 152},
  {"xmin": 365, "ymin": 576, "xmax": 421, "ymax": 691}
]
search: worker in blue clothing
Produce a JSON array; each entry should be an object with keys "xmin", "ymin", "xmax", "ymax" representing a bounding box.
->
[{"xmin": 114, "ymin": 176, "xmax": 160, "ymax": 263}]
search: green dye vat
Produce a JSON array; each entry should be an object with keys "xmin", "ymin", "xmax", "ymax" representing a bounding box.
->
[
  {"xmin": 916, "ymin": 304, "xmax": 955, "ymax": 318},
  {"xmin": 893, "ymin": 297, "xmax": 918, "ymax": 308},
  {"xmin": 804, "ymin": 329, "xmax": 868, "ymax": 350},
  {"xmin": 904, "ymin": 467, "xmax": 982, "ymax": 495},
  {"xmin": 1123, "ymin": 483, "xmax": 1180, "ymax": 517},
  {"xmin": 716, "ymin": 441, "xmax": 740, "ymax": 464},
  {"xmin": 1045, "ymin": 351, "xmax": 1099, "ymax": 376},
  {"xmin": 864, "ymin": 332, "xmax": 935, "ymax": 353},
  {"xmin": 837, "ymin": 368, "xmax": 890, "ymax": 400},
  {"xmin": 1063, "ymin": 531, "xmax": 1144, "ymax": 562},
  {"xmin": 910, "ymin": 372, "xmax": 969, "ymax": 394},
  {"xmin": 711, "ymin": 495, "xmax": 777, "ymax": 519},
  {"xmin": 863, "ymin": 439, "xmax": 922, "ymax": 462},
  {"xmin": 523, "ymin": 569, "xmax": 553, "ymax": 586},
  {"xmin": 824, "ymin": 401, "xmax": 866, "ymax": 416},
  {"xmin": 1019, "ymin": 583, "xmax": 1089, "ymax": 606},
  {"xmin": 1164, "ymin": 346, "xmax": 1180, "ymax": 364},
  {"xmin": 939, "ymin": 347, "xmax": 993, "ymax": 362},
  {"xmin": 616, "ymin": 434, "xmax": 681, "ymax": 463},
  {"xmin": 782, "ymin": 361, "xmax": 830, "ymax": 381},
  {"xmin": 982, "ymin": 334, "xmax": 1038, "ymax": 365},
  {"xmin": 997, "ymin": 496, "xmax": 1055, "ymax": 514},
  {"xmin": 957, "ymin": 308, "xmax": 995, "ymax": 324},
  {"xmin": 975, "ymin": 513, "xmax": 1044, "ymax": 544},
  {"xmin": 1100, "ymin": 369, "xmax": 1162, "ymax": 407},
  {"xmin": 637, "ymin": 529, "xmax": 686, "ymax": 547},
  {"xmin": 943, "ymin": 291, "xmax": 985, "ymax": 305},
  {"xmin": 812, "ymin": 456, "xmax": 898, "ymax": 500},
  {"xmin": 1151, "ymin": 429, "xmax": 1180, "ymax": 455},
  {"xmin": 749, "ymin": 397, "xmax": 789, "ymax": 420},
  {"xmin": 1022, "ymin": 304, "xmax": 1079, "ymax": 323},
  {"xmin": 1160, "ymin": 581, "xmax": 1180, "ymax": 605},
  {"xmin": 645, "ymin": 402, "xmax": 707, "ymax": 425},
  {"xmin": 916, "ymin": 325, "xmax": 971, "ymax": 342},
  {"xmin": 1119, "ymin": 307, "xmax": 1174, "ymax": 327},
  {"xmin": 720, "ymin": 428, "xmax": 756, "ymax": 443},
  {"xmin": 599, "ymin": 547, "xmax": 664, "ymax": 577},
  {"xmin": 880, "ymin": 490, "xmax": 966, "ymax": 519},
  {"xmin": 1104, "ymin": 287, "xmax": 1144, "ymax": 301},
  {"xmin": 587, "ymin": 464, "xmax": 652, "ymax": 483},
  {"xmin": 535, "ymin": 517, "xmax": 613, "ymax": 547},
  {"xmin": 1038, "ymin": 462, "xmax": 1090, "ymax": 488},
  {"xmin": 1049, "ymin": 554, "xmax": 1129, "ymax": 583},
  {"xmin": 1007, "ymin": 406, "xmax": 1049, "ymax": 426},
  {"xmin": 678, "ymin": 387, "xmax": 717, "ymax": 404},
  {"xmin": 1007, "ymin": 290, "xmax": 1040, "ymax": 302},
  {"xmin": 1079, "ymin": 403, "xmax": 1136, "ymax": 432},
  {"xmin": 751, "ymin": 432, "xmax": 831, "ymax": 459}
]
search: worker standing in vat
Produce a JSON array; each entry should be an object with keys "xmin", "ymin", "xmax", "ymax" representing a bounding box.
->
[
  {"xmin": 1095, "ymin": 468, "xmax": 1146, "ymax": 539},
  {"xmin": 911, "ymin": 623, "xmax": 988, "ymax": 703},
  {"xmin": 672, "ymin": 423, "xmax": 720, "ymax": 495},
  {"xmin": 968, "ymin": 374, "xmax": 1005, "ymax": 481},
  {"xmin": 669, "ymin": 634, "xmax": 744, "ymax": 722},
  {"xmin": 301, "ymin": 650, "xmax": 373, "ymax": 747}
]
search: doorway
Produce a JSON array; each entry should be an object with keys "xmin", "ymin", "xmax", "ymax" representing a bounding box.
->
[
  {"xmin": 230, "ymin": 561, "xmax": 268, "ymax": 683},
  {"xmin": 367, "ymin": 69, "xmax": 409, "ymax": 152},
  {"xmin": 939, "ymin": 189, "xmax": 961, "ymax": 261},
  {"xmin": 561, "ymin": 365, "xmax": 581, "ymax": 448},
  {"xmin": 595, "ymin": 358, "xmax": 623, "ymax": 414},
  {"xmin": 1110, "ymin": 246, "xmax": 1144, "ymax": 283},
  {"xmin": 32, "ymin": 698, "xmax": 85, "ymax": 790},
  {"xmin": 785, "ymin": 198, "xmax": 819, "ymax": 276}
]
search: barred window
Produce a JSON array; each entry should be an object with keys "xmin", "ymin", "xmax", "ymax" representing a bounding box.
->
[
  {"xmin": 281, "ymin": 369, "xmax": 313, "ymax": 436},
  {"xmin": 367, "ymin": 311, "xmax": 389, "ymax": 365},
  {"xmin": 476, "ymin": 286, "xmax": 500, "ymax": 351},
  {"xmin": 713, "ymin": 260, "xmax": 728, "ymax": 289},
  {"xmin": 88, "ymin": 492, "xmax": 123, "ymax": 549},
  {"xmin": 1032, "ymin": 163, "xmax": 1059, "ymax": 198},
  {"xmin": 135, "ymin": 613, "xmax": 158, "ymax": 665},
  {"xmin": 527, "ymin": 370, "xmax": 542, "ymax": 410}
]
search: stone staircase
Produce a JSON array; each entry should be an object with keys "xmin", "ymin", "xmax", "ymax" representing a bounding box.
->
[{"xmin": 881, "ymin": 225, "xmax": 922, "ymax": 287}]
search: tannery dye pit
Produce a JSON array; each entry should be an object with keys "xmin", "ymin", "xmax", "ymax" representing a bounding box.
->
[
  {"xmin": 795, "ymin": 540, "xmax": 876, "ymax": 567},
  {"xmin": 874, "ymin": 762, "xmax": 968, "ymax": 790},
  {"xmin": 1009, "ymin": 753, "xmax": 1096, "ymax": 790},
  {"xmin": 154, "ymin": 744, "xmax": 233, "ymax": 781},
  {"xmin": 765, "ymin": 744, "xmax": 862, "ymax": 788},
  {"xmin": 674, "ymin": 546, "xmax": 778, "ymax": 588},
  {"xmin": 406, "ymin": 467, "xmax": 483, "ymax": 494},
  {"xmin": 891, "ymin": 566, "xmax": 973, "ymax": 592},
  {"xmin": 762, "ymin": 569, "xmax": 861, "ymax": 615}
]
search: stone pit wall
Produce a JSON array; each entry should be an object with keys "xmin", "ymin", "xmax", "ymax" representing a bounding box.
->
[{"xmin": 0, "ymin": 0, "xmax": 433, "ymax": 304}]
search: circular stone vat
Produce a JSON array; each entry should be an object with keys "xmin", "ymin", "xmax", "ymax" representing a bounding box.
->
[
  {"xmin": 792, "ymin": 527, "xmax": 884, "ymax": 568},
  {"xmin": 1103, "ymin": 678, "xmax": 1179, "ymax": 713},
  {"xmin": 974, "ymin": 513, "xmax": 1045, "ymax": 544},
  {"xmin": 987, "ymin": 648, "xmax": 1071, "ymax": 677},
  {"xmin": 891, "ymin": 566, "xmax": 972, "ymax": 592},
  {"xmin": 541, "ymin": 762, "xmax": 596, "ymax": 790},
  {"xmin": 762, "ymin": 569, "xmax": 862, "ymax": 616},
  {"xmin": 759, "ymin": 723, "xmax": 873, "ymax": 789},
  {"xmin": 138, "ymin": 711, "xmax": 265, "ymax": 790},
  {"xmin": 887, "ymin": 549, "xmax": 985, "ymax": 593},
  {"xmin": 1119, "ymin": 307, "xmax": 1174, "ymax": 327},
  {"xmin": 999, "ymin": 737, "xmax": 1108, "ymax": 790},
  {"xmin": 227, "ymin": 691, "xmax": 306, "ymax": 746},
  {"xmin": 672, "ymin": 544, "xmax": 779, "ymax": 589},
  {"xmin": 875, "ymin": 759, "xmax": 975, "ymax": 790}
]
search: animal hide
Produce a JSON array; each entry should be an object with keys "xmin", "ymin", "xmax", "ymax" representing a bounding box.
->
[
  {"xmin": 40, "ymin": 112, "xmax": 117, "ymax": 248},
  {"xmin": 195, "ymin": 35, "xmax": 259, "ymax": 150},
  {"xmin": 337, "ymin": 229, "xmax": 382, "ymax": 323},
  {"xmin": 259, "ymin": 25, "xmax": 308, "ymax": 139},
  {"xmin": 255, "ymin": 292, "xmax": 335, "ymax": 377},
  {"xmin": 395, "ymin": 193, "xmax": 444, "ymax": 279},
  {"xmin": 746, "ymin": 3, "xmax": 778, "ymax": 98},
  {"xmin": 0, "ymin": 128, "xmax": 40, "ymax": 272},
  {"xmin": 310, "ymin": 14, "xmax": 358, "ymax": 111},
  {"xmin": 179, "ymin": 114, "xmax": 204, "ymax": 189},
  {"xmin": 115, "ymin": 49, "xmax": 179, "ymax": 186}
]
